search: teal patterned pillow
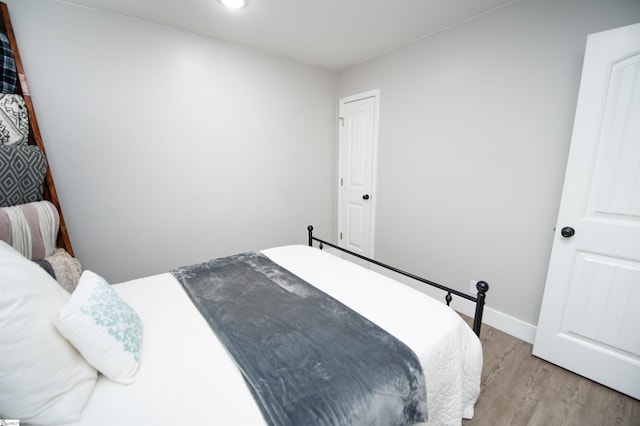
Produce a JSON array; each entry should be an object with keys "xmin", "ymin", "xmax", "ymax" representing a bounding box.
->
[{"xmin": 55, "ymin": 270, "xmax": 144, "ymax": 384}]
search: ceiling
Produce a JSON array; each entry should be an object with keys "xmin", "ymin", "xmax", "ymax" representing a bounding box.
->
[{"xmin": 59, "ymin": 0, "xmax": 519, "ymax": 71}]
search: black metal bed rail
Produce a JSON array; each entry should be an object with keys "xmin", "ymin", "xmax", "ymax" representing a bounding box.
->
[{"xmin": 307, "ymin": 225, "xmax": 489, "ymax": 337}]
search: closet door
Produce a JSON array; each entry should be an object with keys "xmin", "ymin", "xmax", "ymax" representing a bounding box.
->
[{"xmin": 0, "ymin": 2, "xmax": 74, "ymax": 255}]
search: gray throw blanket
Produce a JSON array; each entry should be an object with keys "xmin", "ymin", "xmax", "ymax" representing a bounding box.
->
[{"xmin": 171, "ymin": 251, "xmax": 427, "ymax": 426}]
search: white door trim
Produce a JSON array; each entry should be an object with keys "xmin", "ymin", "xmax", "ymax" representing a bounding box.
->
[{"xmin": 338, "ymin": 89, "xmax": 380, "ymax": 258}]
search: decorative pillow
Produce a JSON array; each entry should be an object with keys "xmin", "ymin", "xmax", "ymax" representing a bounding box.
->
[
  {"xmin": 56, "ymin": 270, "xmax": 144, "ymax": 384},
  {"xmin": 0, "ymin": 200, "xmax": 59, "ymax": 260},
  {"xmin": 0, "ymin": 241, "xmax": 97, "ymax": 424},
  {"xmin": 46, "ymin": 247, "xmax": 83, "ymax": 292},
  {"xmin": 0, "ymin": 144, "xmax": 47, "ymax": 207},
  {"xmin": 0, "ymin": 94, "xmax": 29, "ymax": 146},
  {"xmin": 0, "ymin": 33, "xmax": 17, "ymax": 94}
]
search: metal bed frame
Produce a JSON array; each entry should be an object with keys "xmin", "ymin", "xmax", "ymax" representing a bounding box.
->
[{"xmin": 307, "ymin": 225, "xmax": 489, "ymax": 336}]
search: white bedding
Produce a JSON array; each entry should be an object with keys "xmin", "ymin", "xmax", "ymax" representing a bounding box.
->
[{"xmin": 63, "ymin": 245, "xmax": 481, "ymax": 426}]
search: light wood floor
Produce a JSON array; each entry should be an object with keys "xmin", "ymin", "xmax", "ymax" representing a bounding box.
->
[{"xmin": 460, "ymin": 318, "xmax": 640, "ymax": 426}]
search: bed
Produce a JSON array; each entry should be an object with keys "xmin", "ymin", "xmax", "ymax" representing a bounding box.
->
[
  {"xmin": 78, "ymin": 243, "xmax": 486, "ymax": 425},
  {"xmin": 1, "ymin": 225, "xmax": 488, "ymax": 426}
]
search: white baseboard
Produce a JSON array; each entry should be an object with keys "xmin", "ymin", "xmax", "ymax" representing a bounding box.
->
[
  {"xmin": 480, "ymin": 306, "xmax": 537, "ymax": 344},
  {"xmin": 453, "ymin": 301, "xmax": 537, "ymax": 344}
]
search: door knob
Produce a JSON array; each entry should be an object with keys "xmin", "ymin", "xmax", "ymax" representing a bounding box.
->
[
  {"xmin": 362, "ymin": 194, "xmax": 370, "ymax": 200},
  {"xmin": 561, "ymin": 227, "xmax": 575, "ymax": 238}
]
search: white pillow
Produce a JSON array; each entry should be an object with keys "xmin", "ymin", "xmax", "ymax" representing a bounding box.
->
[
  {"xmin": 0, "ymin": 241, "xmax": 97, "ymax": 424},
  {"xmin": 56, "ymin": 270, "xmax": 144, "ymax": 384}
]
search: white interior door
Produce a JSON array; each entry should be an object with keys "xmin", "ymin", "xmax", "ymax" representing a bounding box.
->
[
  {"xmin": 533, "ymin": 23, "xmax": 640, "ymax": 399},
  {"xmin": 338, "ymin": 91, "xmax": 379, "ymax": 258}
]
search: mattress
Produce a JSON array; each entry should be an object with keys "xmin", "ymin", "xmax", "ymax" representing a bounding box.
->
[{"xmin": 63, "ymin": 245, "xmax": 482, "ymax": 426}]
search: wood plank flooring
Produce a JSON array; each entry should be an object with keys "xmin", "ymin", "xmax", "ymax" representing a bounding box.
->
[{"xmin": 460, "ymin": 318, "xmax": 640, "ymax": 426}]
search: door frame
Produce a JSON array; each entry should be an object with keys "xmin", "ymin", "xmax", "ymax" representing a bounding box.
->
[{"xmin": 338, "ymin": 89, "xmax": 380, "ymax": 258}]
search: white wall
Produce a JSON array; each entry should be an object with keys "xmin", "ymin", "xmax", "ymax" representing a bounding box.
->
[
  {"xmin": 338, "ymin": 0, "xmax": 640, "ymax": 339},
  {"xmin": 4, "ymin": 0, "xmax": 337, "ymax": 283}
]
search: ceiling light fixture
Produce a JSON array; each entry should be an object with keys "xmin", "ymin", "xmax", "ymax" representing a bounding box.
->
[{"xmin": 219, "ymin": 0, "xmax": 247, "ymax": 9}]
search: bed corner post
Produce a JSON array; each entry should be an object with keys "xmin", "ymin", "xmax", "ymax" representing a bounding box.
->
[
  {"xmin": 472, "ymin": 281, "xmax": 489, "ymax": 337},
  {"xmin": 307, "ymin": 225, "xmax": 314, "ymax": 247}
]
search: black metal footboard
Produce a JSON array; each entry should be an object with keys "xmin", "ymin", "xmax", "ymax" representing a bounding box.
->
[{"xmin": 307, "ymin": 225, "xmax": 489, "ymax": 337}]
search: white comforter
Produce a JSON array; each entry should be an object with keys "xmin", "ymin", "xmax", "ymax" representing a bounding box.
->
[{"xmin": 64, "ymin": 245, "xmax": 481, "ymax": 426}]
